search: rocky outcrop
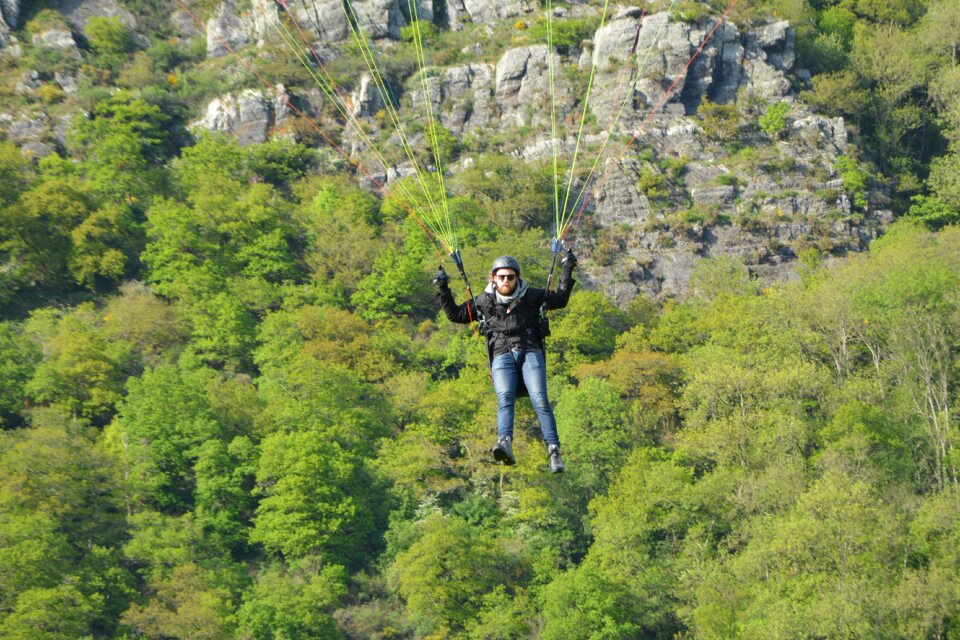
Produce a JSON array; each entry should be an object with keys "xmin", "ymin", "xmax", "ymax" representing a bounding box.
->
[
  {"xmin": 21, "ymin": 141, "xmax": 56, "ymax": 159},
  {"xmin": 53, "ymin": 0, "xmax": 137, "ymax": 31},
  {"xmin": 54, "ymin": 70, "xmax": 80, "ymax": 94},
  {"xmin": 1, "ymin": 0, "xmax": 890, "ymax": 301},
  {"xmin": 405, "ymin": 45, "xmax": 572, "ymax": 135},
  {"xmin": 582, "ymin": 100, "xmax": 889, "ymax": 301},
  {"xmin": 445, "ymin": 0, "xmax": 536, "ymax": 29},
  {"xmin": 31, "ymin": 27, "xmax": 78, "ymax": 50},
  {"xmin": 192, "ymin": 86, "xmax": 294, "ymax": 145},
  {"xmin": 1, "ymin": 0, "xmax": 19, "ymax": 31},
  {"xmin": 351, "ymin": 75, "xmax": 384, "ymax": 118},
  {"xmin": 207, "ymin": 0, "xmax": 253, "ymax": 58},
  {"xmin": 172, "ymin": 9, "xmax": 204, "ymax": 39},
  {"xmin": 402, "ymin": 11, "xmax": 793, "ymax": 140},
  {"xmin": 6, "ymin": 113, "xmax": 49, "ymax": 144},
  {"xmin": 589, "ymin": 12, "xmax": 792, "ymax": 123},
  {"xmin": 495, "ymin": 45, "xmax": 569, "ymax": 129},
  {"xmin": 206, "ymin": 0, "xmax": 406, "ymax": 59},
  {"xmin": 0, "ymin": 0, "xmax": 20, "ymax": 50},
  {"xmin": 403, "ymin": 62, "xmax": 496, "ymax": 136},
  {"xmin": 14, "ymin": 70, "xmax": 41, "ymax": 96}
]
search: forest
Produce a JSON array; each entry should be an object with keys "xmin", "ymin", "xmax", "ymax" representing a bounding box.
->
[{"xmin": 0, "ymin": 0, "xmax": 959, "ymax": 638}]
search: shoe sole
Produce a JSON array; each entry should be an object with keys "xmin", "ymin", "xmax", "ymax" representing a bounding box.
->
[{"xmin": 492, "ymin": 447, "xmax": 516, "ymax": 465}]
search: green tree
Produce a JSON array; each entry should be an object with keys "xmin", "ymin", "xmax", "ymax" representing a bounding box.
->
[
  {"xmin": 698, "ymin": 99, "xmax": 740, "ymax": 143},
  {"xmin": 255, "ymin": 305, "xmax": 399, "ymax": 384},
  {"xmin": 247, "ymin": 139, "xmax": 316, "ymax": 186},
  {"xmin": 0, "ymin": 141, "xmax": 34, "ymax": 208},
  {"xmin": 851, "ymin": 0, "xmax": 922, "ymax": 26},
  {"xmin": 540, "ymin": 563, "xmax": 640, "ymax": 640},
  {"xmin": 194, "ymin": 436, "xmax": 257, "ymax": 551},
  {"xmin": 580, "ymin": 449, "xmax": 700, "ymax": 636},
  {"xmin": 0, "ymin": 584, "xmax": 95, "ymax": 640},
  {"xmin": 0, "ymin": 177, "xmax": 97, "ymax": 289},
  {"xmin": 928, "ymin": 145, "xmax": 960, "ymax": 208},
  {"xmin": 122, "ymin": 511, "xmax": 214, "ymax": 581},
  {"xmin": 894, "ymin": 491, "xmax": 960, "ymax": 637},
  {"xmin": 235, "ymin": 559, "xmax": 347, "ymax": 640},
  {"xmin": 0, "ymin": 512, "xmax": 71, "ymax": 612},
  {"xmin": 554, "ymin": 377, "xmax": 632, "ymax": 494},
  {"xmin": 547, "ymin": 290, "xmax": 631, "ymax": 373},
  {"xmin": 69, "ymin": 91, "xmax": 169, "ymax": 205},
  {"xmin": 251, "ymin": 429, "xmax": 384, "ymax": 566},
  {"xmin": 466, "ymin": 585, "xmax": 533, "ymax": 640},
  {"xmin": 143, "ymin": 172, "xmax": 299, "ymax": 367},
  {"xmin": 85, "ymin": 17, "xmax": 132, "ymax": 56},
  {"xmin": 352, "ymin": 223, "xmax": 433, "ymax": 321},
  {"xmin": 448, "ymin": 154, "xmax": 554, "ymax": 232},
  {"xmin": 800, "ymin": 70, "xmax": 871, "ymax": 119},
  {"xmin": 759, "ymin": 101, "xmax": 790, "ymax": 138},
  {"xmin": 298, "ymin": 175, "xmax": 382, "ymax": 293},
  {"xmin": 390, "ymin": 514, "xmax": 525, "ymax": 636},
  {"xmin": 819, "ymin": 5, "xmax": 857, "ymax": 45},
  {"xmin": 105, "ymin": 364, "xmax": 223, "ymax": 510},
  {"xmin": 100, "ymin": 281, "xmax": 190, "ymax": 370},
  {"xmin": 257, "ymin": 355, "xmax": 392, "ymax": 454},
  {"xmin": 694, "ymin": 470, "xmax": 906, "ymax": 637},
  {"xmin": 122, "ymin": 563, "xmax": 235, "ymax": 640},
  {"xmin": 69, "ymin": 202, "xmax": 140, "ymax": 289},
  {"xmin": 904, "ymin": 193, "xmax": 960, "ymax": 229},
  {"xmin": 835, "ymin": 155, "xmax": 869, "ymax": 208},
  {"xmin": 25, "ymin": 305, "xmax": 132, "ymax": 424},
  {"xmin": 0, "ymin": 322, "xmax": 40, "ymax": 427},
  {"xmin": 0, "ymin": 411, "xmax": 126, "ymax": 547},
  {"xmin": 848, "ymin": 22, "xmax": 932, "ymax": 188}
]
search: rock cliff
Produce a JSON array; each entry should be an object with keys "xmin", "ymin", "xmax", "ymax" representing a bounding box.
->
[
  {"xmin": 0, "ymin": 1, "xmax": 893, "ymax": 300},
  {"xmin": 0, "ymin": 0, "xmax": 18, "ymax": 49}
]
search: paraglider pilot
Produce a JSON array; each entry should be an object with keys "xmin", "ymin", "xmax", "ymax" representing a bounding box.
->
[{"xmin": 433, "ymin": 252, "xmax": 577, "ymax": 473}]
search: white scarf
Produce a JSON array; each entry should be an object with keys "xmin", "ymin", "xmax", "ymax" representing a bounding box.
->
[{"xmin": 486, "ymin": 279, "xmax": 529, "ymax": 311}]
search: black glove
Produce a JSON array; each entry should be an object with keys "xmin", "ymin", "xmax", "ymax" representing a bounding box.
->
[
  {"xmin": 432, "ymin": 266, "xmax": 449, "ymax": 289},
  {"xmin": 561, "ymin": 249, "xmax": 577, "ymax": 274}
]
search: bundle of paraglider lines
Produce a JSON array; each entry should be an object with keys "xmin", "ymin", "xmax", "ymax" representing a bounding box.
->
[{"xmin": 175, "ymin": 0, "xmax": 740, "ymax": 326}]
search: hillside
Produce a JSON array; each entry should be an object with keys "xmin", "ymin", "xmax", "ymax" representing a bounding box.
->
[
  {"xmin": 0, "ymin": 0, "xmax": 959, "ymax": 639},
  {"xmin": 2, "ymin": 0, "xmax": 914, "ymax": 298}
]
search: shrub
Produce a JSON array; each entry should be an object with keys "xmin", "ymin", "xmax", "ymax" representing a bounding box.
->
[
  {"xmin": 525, "ymin": 17, "xmax": 600, "ymax": 50},
  {"xmin": 637, "ymin": 167, "xmax": 669, "ymax": 199},
  {"xmin": 660, "ymin": 155, "xmax": 689, "ymax": 182},
  {"xmin": 698, "ymin": 99, "xmax": 739, "ymax": 143},
  {"xmin": 400, "ymin": 19, "xmax": 438, "ymax": 44},
  {"xmin": 759, "ymin": 101, "xmax": 790, "ymax": 138},
  {"xmin": 25, "ymin": 9, "xmax": 68, "ymax": 34},
  {"xmin": 835, "ymin": 156, "xmax": 869, "ymax": 209},
  {"xmin": 35, "ymin": 83, "xmax": 66, "ymax": 104},
  {"xmin": 904, "ymin": 195, "xmax": 960, "ymax": 230},
  {"xmin": 715, "ymin": 173, "xmax": 739, "ymax": 187},
  {"xmin": 85, "ymin": 17, "xmax": 132, "ymax": 56}
]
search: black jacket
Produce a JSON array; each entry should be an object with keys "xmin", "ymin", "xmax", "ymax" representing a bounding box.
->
[{"xmin": 438, "ymin": 274, "xmax": 575, "ymax": 364}]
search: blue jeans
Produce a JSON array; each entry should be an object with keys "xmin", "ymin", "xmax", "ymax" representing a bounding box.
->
[{"xmin": 490, "ymin": 349, "xmax": 560, "ymax": 446}]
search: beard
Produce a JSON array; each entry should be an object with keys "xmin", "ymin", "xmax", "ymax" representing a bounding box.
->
[{"xmin": 497, "ymin": 280, "xmax": 517, "ymax": 295}]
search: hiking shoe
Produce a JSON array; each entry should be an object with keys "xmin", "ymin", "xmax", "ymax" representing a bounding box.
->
[
  {"xmin": 547, "ymin": 444, "xmax": 565, "ymax": 474},
  {"xmin": 492, "ymin": 436, "xmax": 516, "ymax": 465}
]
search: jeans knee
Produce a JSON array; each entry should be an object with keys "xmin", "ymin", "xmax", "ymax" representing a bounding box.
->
[{"xmin": 529, "ymin": 392, "xmax": 551, "ymax": 413}]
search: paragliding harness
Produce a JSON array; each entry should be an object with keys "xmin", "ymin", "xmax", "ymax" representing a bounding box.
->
[{"xmin": 447, "ymin": 237, "xmax": 573, "ymax": 398}]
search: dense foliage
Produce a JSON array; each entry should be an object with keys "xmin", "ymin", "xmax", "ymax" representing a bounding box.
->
[{"xmin": 1, "ymin": 0, "xmax": 959, "ymax": 638}]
